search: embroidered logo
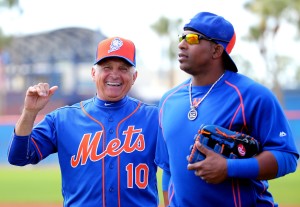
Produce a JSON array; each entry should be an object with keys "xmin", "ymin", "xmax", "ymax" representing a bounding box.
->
[
  {"xmin": 108, "ymin": 38, "xmax": 123, "ymax": 53},
  {"xmin": 237, "ymin": 144, "xmax": 246, "ymax": 156},
  {"xmin": 279, "ymin": 131, "xmax": 287, "ymax": 137},
  {"xmin": 70, "ymin": 126, "xmax": 145, "ymax": 168}
]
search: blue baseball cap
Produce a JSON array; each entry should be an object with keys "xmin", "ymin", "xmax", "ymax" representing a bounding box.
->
[{"xmin": 184, "ymin": 12, "xmax": 237, "ymax": 72}]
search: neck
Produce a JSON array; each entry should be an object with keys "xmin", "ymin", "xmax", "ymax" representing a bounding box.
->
[{"xmin": 192, "ymin": 70, "xmax": 225, "ymax": 86}]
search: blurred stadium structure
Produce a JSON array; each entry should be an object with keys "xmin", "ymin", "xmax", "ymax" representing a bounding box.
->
[
  {"xmin": 0, "ymin": 27, "xmax": 105, "ymax": 115},
  {"xmin": 0, "ymin": 27, "xmax": 299, "ymax": 165}
]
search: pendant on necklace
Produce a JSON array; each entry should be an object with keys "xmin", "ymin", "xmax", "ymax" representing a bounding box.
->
[{"xmin": 188, "ymin": 106, "xmax": 198, "ymax": 121}]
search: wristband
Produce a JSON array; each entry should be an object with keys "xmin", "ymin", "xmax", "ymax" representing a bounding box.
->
[{"xmin": 227, "ymin": 158, "xmax": 259, "ymax": 179}]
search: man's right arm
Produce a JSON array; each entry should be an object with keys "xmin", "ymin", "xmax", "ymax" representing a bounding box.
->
[
  {"xmin": 8, "ymin": 83, "xmax": 58, "ymax": 165},
  {"xmin": 7, "ymin": 108, "xmax": 40, "ymax": 166},
  {"xmin": 15, "ymin": 83, "xmax": 58, "ymax": 135}
]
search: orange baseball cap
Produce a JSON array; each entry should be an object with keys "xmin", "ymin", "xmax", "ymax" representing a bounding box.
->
[{"xmin": 94, "ymin": 37, "xmax": 136, "ymax": 67}]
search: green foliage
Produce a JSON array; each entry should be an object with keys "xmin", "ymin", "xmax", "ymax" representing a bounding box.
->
[
  {"xmin": 0, "ymin": 0, "xmax": 19, "ymax": 8},
  {"xmin": 150, "ymin": 16, "xmax": 183, "ymax": 88},
  {"xmin": 243, "ymin": 0, "xmax": 300, "ymax": 98},
  {"xmin": 0, "ymin": 0, "xmax": 18, "ymax": 50},
  {"xmin": 0, "ymin": 29, "xmax": 12, "ymax": 49}
]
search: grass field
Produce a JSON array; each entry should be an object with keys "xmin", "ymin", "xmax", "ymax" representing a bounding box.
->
[{"xmin": 0, "ymin": 166, "xmax": 299, "ymax": 206}]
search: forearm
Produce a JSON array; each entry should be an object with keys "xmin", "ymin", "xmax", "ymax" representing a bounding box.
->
[
  {"xmin": 256, "ymin": 151, "xmax": 278, "ymax": 180},
  {"xmin": 15, "ymin": 109, "xmax": 39, "ymax": 136},
  {"xmin": 163, "ymin": 191, "xmax": 169, "ymax": 207}
]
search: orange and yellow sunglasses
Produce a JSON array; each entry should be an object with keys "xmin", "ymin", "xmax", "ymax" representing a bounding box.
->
[{"xmin": 179, "ymin": 33, "xmax": 229, "ymax": 45}]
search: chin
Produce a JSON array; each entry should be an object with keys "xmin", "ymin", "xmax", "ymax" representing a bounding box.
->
[
  {"xmin": 180, "ymin": 66, "xmax": 190, "ymax": 73},
  {"xmin": 108, "ymin": 94, "xmax": 124, "ymax": 101}
]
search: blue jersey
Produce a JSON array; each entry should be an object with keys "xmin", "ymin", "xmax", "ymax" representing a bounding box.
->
[
  {"xmin": 8, "ymin": 96, "xmax": 159, "ymax": 207},
  {"xmin": 155, "ymin": 71, "xmax": 299, "ymax": 207}
]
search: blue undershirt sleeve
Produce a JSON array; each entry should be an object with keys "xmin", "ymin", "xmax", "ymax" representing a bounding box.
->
[
  {"xmin": 7, "ymin": 134, "xmax": 40, "ymax": 166},
  {"xmin": 270, "ymin": 150, "xmax": 298, "ymax": 178}
]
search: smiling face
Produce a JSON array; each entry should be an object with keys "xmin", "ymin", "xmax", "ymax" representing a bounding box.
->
[{"xmin": 91, "ymin": 57, "xmax": 137, "ymax": 101}]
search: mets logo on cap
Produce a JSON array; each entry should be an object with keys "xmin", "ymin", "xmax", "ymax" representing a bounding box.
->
[
  {"xmin": 108, "ymin": 38, "xmax": 123, "ymax": 53},
  {"xmin": 94, "ymin": 36, "xmax": 136, "ymax": 67}
]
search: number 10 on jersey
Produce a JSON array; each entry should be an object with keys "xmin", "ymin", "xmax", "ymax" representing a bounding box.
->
[{"xmin": 126, "ymin": 163, "xmax": 149, "ymax": 189}]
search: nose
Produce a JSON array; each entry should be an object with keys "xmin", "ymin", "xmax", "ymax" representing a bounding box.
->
[
  {"xmin": 110, "ymin": 69, "xmax": 121, "ymax": 78},
  {"xmin": 178, "ymin": 39, "xmax": 187, "ymax": 49}
]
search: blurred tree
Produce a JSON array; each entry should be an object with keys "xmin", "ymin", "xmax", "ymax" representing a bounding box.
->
[
  {"xmin": 244, "ymin": 0, "xmax": 300, "ymax": 105},
  {"xmin": 0, "ymin": 0, "xmax": 18, "ymax": 8},
  {"xmin": 151, "ymin": 16, "xmax": 182, "ymax": 88},
  {"xmin": 0, "ymin": 28, "xmax": 12, "ymax": 49},
  {"xmin": 0, "ymin": 0, "xmax": 19, "ymax": 48}
]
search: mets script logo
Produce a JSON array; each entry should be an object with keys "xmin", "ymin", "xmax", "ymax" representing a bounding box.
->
[{"xmin": 70, "ymin": 126, "xmax": 145, "ymax": 168}]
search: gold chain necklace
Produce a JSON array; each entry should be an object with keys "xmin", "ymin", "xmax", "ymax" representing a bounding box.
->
[{"xmin": 188, "ymin": 73, "xmax": 225, "ymax": 121}]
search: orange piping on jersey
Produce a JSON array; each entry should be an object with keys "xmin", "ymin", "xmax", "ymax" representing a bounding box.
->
[
  {"xmin": 231, "ymin": 179, "xmax": 242, "ymax": 207},
  {"xmin": 159, "ymin": 84, "xmax": 189, "ymax": 136},
  {"xmin": 224, "ymin": 81, "xmax": 247, "ymax": 130},
  {"xmin": 236, "ymin": 180, "xmax": 242, "ymax": 207},
  {"xmin": 115, "ymin": 101, "xmax": 142, "ymax": 207},
  {"xmin": 258, "ymin": 180, "xmax": 276, "ymax": 206},
  {"xmin": 229, "ymin": 104, "xmax": 241, "ymax": 130},
  {"xmin": 231, "ymin": 179, "xmax": 238, "ymax": 207},
  {"xmin": 80, "ymin": 101, "xmax": 106, "ymax": 207},
  {"xmin": 168, "ymin": 183, "xmax": 175, "ymax": 205},
  {"xmin": 31, "ymin": 137, "xmax": 43, "ymax": 159},
  {"xmin": 225, "ymin": 80, "xmax": 249, "ymax": 207}
]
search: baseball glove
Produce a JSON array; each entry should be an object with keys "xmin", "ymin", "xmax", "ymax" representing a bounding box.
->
[{"xmin": 187, "ymin": 125, "xmax": 260, "ymax": 163}]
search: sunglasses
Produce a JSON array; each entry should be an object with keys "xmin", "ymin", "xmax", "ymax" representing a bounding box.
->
[{"xmin": 179, "ymin": 33, "xmax": 229, "ymax": 45}]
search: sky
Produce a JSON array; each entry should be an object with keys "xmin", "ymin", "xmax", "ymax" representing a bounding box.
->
[
  {"xmin": 0, "ymin": 0, "xmax": 256, "ymax": 70},
  {"xmin": 0, "ymin": 0, "xmax": 299, "ymax": 93}
]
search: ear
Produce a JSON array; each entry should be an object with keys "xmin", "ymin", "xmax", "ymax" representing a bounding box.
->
[
  {"xmin": 91, "ymin": 66, "xmax": 96, "ymax": 81},
  {"xmin": 212, "ymin": 44, "xmax": 224, "ymax": 59},
  {"xmin": 132, "ymin": 70, "xmax": 138, "ymax": 84}
]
